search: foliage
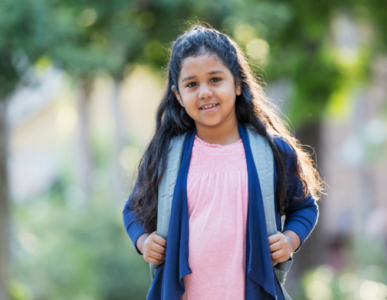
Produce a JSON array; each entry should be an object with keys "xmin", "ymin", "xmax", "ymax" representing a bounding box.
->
[
  {"xmin": 1, "ymin": 0, "xmax": 386, "ymax": 126},
  {"xmin": 10, "ymin": 177, "xmax": 151, "ymax": 300},
  {"xmin": 0, "ymin": 0, "xmax": 56, "ymax": 98},
  {"xmin": 292, "ymin": 235, "xmax": 387, "ymax": 300},
  {"xmin": 54, "ymin": 0, "xmax": 382, "ymax": 127}
]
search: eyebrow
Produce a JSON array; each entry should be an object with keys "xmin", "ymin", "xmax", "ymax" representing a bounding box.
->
[{"xmin": 181, "ymin": 70, "xmax": 225, "ymax": 83}]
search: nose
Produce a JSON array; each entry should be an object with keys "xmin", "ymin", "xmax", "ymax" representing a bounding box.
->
[{"xmin": 198, "ymin": 84, "xmax": 213, "ymax": 99}]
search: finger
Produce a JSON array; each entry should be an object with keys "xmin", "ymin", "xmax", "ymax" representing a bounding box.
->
[
  {"xmin": 272, "ymin": 254, "xmax": 288, "ymax": 263},
  {"xmin": 150, "ymin": 243, "xmax": 166, "ymax": 254},
  {"xmin": 147, "ymin": 257, "xmax": 164, "ymax": 265},
  {"xmin": 271, "ymin": 255, "xmax": 288, "ymax": 262},
  {"xmin": 268, "ymin": 233, "xmax": 282, "ymax": 244},
  {"xmin": 270, "ymin": 249, "xmax": 284, "ymax": 260},
  {"xmin": 152, "ymin": 235, "xmax": 167, "ymax": 247},
  {"xmin": 269, "ymin": 241, "xmax": 283, "ymax": 253},
  {"xmin": 150, "ymin": 251, "xmax": 166, "ymax": 261},
  {"xmin": 144, "ymin": 250, "xmax": 165, "ymax": 263}
]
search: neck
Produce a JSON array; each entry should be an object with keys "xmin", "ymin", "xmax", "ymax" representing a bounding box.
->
[{"xmin": 195, "ymin": 111, "xmax": 240, "ymax": 146}]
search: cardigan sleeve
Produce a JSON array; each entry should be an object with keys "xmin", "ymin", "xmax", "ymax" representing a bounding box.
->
[
  {"xmin": 122, "ymin": 178, "xmax": 148, "ymax": 255},
  {"xmin": 274, "ymin": 136, "xmax": 319, "ymax": 253}
]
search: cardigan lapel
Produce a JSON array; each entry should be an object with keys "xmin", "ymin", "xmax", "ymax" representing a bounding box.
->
[{"xmin": 238, "ymin": 122, "xmax": 277, "ymax": 299}]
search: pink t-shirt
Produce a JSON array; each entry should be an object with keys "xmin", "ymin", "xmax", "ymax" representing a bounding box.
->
[{"xmin": 180, "ymin": 134, "xmax": 249, "ymax": 300}]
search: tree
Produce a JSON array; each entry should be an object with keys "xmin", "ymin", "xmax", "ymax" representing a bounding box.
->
[
  {"xmin": 0, "ymin": 1, "xmax": 90, "ymax": 298},
  {"xmin": 0, "ymin": 1, "xmax": 53, "ymax": 298}
]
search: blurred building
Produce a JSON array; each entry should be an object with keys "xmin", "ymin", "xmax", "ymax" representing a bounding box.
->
[{"xmin": 6, "ymin": 65, "xmax": 164, "ymax": 204}]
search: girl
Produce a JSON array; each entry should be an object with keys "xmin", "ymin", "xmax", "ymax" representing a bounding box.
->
[{"xmin": 123, "ymin": 24, "xmax": 323, "ymax": 300}]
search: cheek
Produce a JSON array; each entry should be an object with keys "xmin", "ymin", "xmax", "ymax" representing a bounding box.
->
[
  {"xmin": 216, "ymin": 86, "xmax": 236, "ymax": 101},
  {"xmin": 185, "ymin": 104, "xmax": 199, "ymax": 118},
  {"xmin": 181, "ymin": 97, "xmax": 198, "ymax": 116}
]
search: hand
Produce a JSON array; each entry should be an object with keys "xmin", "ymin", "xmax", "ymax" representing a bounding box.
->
[
  {"xmin": 137, "ymin": 231, "xmax": 167, "ymax": 265},
  {"xmin": 268, "ymin": 230, "xmax": 300, "ymax": 263}
]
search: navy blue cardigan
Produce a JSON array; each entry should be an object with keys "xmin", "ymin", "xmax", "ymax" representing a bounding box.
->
[{"xmin": 122, "ymin": 122, "xmax": 319, "ymax": 300}]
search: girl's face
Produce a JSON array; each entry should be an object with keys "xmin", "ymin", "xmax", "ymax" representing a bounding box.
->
[{"xmin": 172, "ymin": 54, "xmax": 242, "ymax": 129}]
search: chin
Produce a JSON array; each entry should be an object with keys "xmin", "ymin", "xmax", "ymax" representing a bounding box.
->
[{"xmin": 195, "ymin": 118, "xmax": 223, "ymax": 128}]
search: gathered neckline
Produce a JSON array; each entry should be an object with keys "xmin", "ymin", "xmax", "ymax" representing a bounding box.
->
[{"xmin": 194, "ymin": 135, "xmax": 242, "ymax": 148}]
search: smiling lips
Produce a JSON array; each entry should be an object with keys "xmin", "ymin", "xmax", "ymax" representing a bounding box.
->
[{"xmin": 199, "ymin": 103, "xmax": 219, "ymax": 110}]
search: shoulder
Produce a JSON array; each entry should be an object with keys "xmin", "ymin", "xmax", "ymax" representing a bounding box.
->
[
  {"xmin": 244, "ymin": 124, "xmax": 292, "ymax": 154},
  {"xmin": 271, "ymin": 134, "xmax": 295, "ymax": 156},
  {"xmin": 271, "ymin": 134, "xmax": 299, "ymax": 171}
]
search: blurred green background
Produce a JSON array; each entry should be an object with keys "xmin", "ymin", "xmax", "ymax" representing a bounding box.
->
[{"xmin": 1, "ymin": 0, "xmax": 387, "ymax": 299}]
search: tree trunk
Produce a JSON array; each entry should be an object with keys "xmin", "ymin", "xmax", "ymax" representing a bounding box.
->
[
  {"xmin": 0, "ymin": 99, "xmax": 10, "ymax": 300},
  {"xmin": 111, "ymin": 79, "xmax": 125, "ymax": 202},
  {"xmin": 284, "ymin": 120, "xmax": 327, "ymax": 292},
  {"xmin": 77, "ymin": 82, "xmax": 92, "ymax": 202}
]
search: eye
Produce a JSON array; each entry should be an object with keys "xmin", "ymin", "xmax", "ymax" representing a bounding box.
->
[
  {"xmin": 211, "ymin": 77, "xmax": 221, "ymax": 83},
  {"xmin": 187, "ymin": 82, "xmax": 196, "ymax": 88}
]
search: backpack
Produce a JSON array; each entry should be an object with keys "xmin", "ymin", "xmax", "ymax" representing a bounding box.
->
[{"xmin": 149, "ymin": 125, "xmax": 293, "ymax": 300}]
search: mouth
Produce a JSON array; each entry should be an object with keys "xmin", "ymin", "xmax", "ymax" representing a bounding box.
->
[{"xmin": 199, "ymin": 103, "xmax": 219, "ymax": 110}]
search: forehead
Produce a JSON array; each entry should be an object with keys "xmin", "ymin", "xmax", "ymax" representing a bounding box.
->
[{"xmin": 179, "ymin": 54, "xmax": 229, "ymax": 80}]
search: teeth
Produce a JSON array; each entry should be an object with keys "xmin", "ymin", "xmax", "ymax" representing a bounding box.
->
[{"xmin": 202, "ymin": 104, "xmax": 217, "ymax": 109}]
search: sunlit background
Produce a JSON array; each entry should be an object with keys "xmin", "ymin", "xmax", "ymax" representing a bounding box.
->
[{"xmin": 0, "ymin": 1, "xmax": 387, "ymax": 300}]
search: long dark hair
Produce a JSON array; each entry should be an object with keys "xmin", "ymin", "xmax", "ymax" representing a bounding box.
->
[{"xmin": 129, "ymin": 23, "xmax": 325, "ymax": 232}]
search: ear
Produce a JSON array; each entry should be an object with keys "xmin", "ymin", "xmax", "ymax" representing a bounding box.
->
[
  {"xmin": 236, "ymin": 80, "xmax": 242, "ymax": 96},
  {"xmin": 171, "ymin": 85, "xmax": 184, "ymax": 107}
]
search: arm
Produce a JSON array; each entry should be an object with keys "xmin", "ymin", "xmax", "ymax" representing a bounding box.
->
[
  {"xmin": 275, "ymin": 136, "xmax": 320, "ymax": 253},
  {"xmin": 123, "ymin": 179, "xmax": 167, "ymax": 264},
  {"xmin": 282, "ymin": 230, "xmax": 301, "ymax": 253},
  {"xmin": 122, "ymin": 179, "xmax": 148, "ymax": 255},
  {"xmin": 283, "ymin": 196, "xmax": 319, "ymax": 253}
]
